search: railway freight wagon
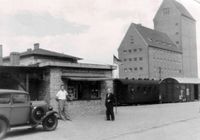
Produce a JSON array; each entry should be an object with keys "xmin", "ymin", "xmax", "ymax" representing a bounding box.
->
[
  {"xmin": 114, "ymin": 79, "xmax": 160, "ymax": 105},
  {"xmin": 159, "ymin": 77, "xmax": 200, "ymax": 103}
]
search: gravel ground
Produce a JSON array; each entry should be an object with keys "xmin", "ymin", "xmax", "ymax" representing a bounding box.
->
[{"xmin": 4, "ymin": 101, "xmax": 200, "ymax": 140}]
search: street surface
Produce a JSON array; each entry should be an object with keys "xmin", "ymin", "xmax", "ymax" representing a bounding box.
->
[{"xmin": 5, "ymin": 102, "xmax": 200, "ymax": 140}]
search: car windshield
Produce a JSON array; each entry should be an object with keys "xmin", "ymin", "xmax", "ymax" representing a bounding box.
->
[{"xmin": 0, "ymin": 94, "xmax": 10, "ymax": 104}]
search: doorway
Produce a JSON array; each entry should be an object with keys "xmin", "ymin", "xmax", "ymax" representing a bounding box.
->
[{"xmin": 194, "ymin": 84, "xmax": 199, "ymax": 100}]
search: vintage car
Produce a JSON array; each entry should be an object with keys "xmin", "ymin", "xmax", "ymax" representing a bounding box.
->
[{"xmin": 0, "ymin": 89, "xmax": 58, "ymax": 139}]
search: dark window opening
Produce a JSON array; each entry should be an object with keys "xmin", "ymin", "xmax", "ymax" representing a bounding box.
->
[
  {"xmin": 0, "ymin": 94, "xmax": 10, "ymax": 104},
  {"xmin": 67, "ymin": 80, "xmax": 101, "ymax": 100}
]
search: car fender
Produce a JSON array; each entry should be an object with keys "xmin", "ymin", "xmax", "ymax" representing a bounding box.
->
[
  {"xmin": 0, "ymin": 115, "xmax": 10, "ymax": 129},
  {"xmin": 42, "ymin": 111, "xmax": 58, "ymax": 121}
]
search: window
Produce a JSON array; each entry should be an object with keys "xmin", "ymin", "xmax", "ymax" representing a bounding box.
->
[
  {"xmin": 12, "ymin": 94, "xmax": 28, "ymax": 104},
  {"xmin": 134, "ymin": 49, "xmax": 137, "ymax": 52},
  {"xmin": 0, "ymin": 94, "xmax": 10, "ymax": 104},
  {"xmin": 134, "ymin": 57, "xmax": 137, "ymax": 61},
  {"xmin": 129, "ymin": 58, "xmax": 132, "ymax": 61},
  {"xmin": 163, "ymin": 8, "xmax": 170, "ymax": 15},
  {"xmin": 128, "ymin": 49, "xmax": 132, "ymax": 53},
  {"xmin": 134, "ymin": 67, "xmax": 138, "ymax": 71},
  {"xmin": 129, "ymin": 68, "xmax": 133, "ymax": 72},
  {"xmin": 140, "ymin": 67, "xmax": 143, "ymax": 70},
  {"xmin": 123, "ymin": 50, "xmax": 127, "ymax": 53},
  {"xmin": 68, "ymin": 81, "xmax": 101, "ymax": 100},
  {"xmin": 139, "ymin": 48, "xmax": 142, "ymax": 51},
  {"xmin": 139, "ymin": 57, "xmax": 143, "ymax": 61},
  {"xmin": 68, "ymin": 86, "xmax": 78, "ymax": 100},
  {"xmin": 176, "ymin": 32, "xmax": 179, "ymax": 35},
  {"xmin": 176, "ymin": 41, "xmax": 179, "ymax": 44},
  {"xmin": 124, "ymin": 68, "xmax": 128, "ymax": 72},
  {"xmin": 175, "ymin": 23, "xmax": 179, "ymax": 26},
  {"xmin": 124, "ymin": 59, "xmax": 127, "ymax": 62}
]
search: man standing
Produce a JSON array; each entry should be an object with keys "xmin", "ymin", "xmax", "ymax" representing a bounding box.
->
[
  {"xmin": 105, "ymin": 88, "xmax": 115, "ymax": 121},
  {"xmin": 56, "ymin": 85, "xmax": 71, "ymax": 121}
]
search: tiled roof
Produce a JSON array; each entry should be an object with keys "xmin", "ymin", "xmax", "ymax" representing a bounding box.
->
[
  {"xmin": 4, "ymin": 48, "xmax": 82, "ymax": 60},
  {"xmin": 173, "ymin": 0, "xmax": 195, "ymax": 21},
  {"xmin": 134, "ymin": 23, "xmax": 181, "ymax": 53}
]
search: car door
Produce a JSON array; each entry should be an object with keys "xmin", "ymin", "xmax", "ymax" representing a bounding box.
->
[
  {"xmin": 0, "ymin": 93, "xmax": 11, "ymax": 121},
  {"xmin": 10, "ymin": 93, "xmax": 31, "ymax": 125}
]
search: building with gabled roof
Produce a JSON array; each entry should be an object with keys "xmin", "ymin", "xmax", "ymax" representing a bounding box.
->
[
  {"xmin": 3, "ymin": 43, "xmax": 82, "ymax": 66},
  {"xmin": 118, "ymin": 0, "xmax": 198, "ymax": 79},
  {"xmin": 154, "ymin": 0, "xmax": 197, "ymax": 77},
  {"xmin": 118, "ymin": 23, "xmax": 183, "ymax": 79}
]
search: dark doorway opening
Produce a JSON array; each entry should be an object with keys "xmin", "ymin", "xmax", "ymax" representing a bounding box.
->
[{"xmin": 194, "ymin": 84, "xmax": 199, "ymax": 100}]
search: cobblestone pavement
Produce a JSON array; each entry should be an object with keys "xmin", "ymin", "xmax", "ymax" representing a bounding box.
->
[{"xmin": 4, "ymin": 102, "xmax": 200, "ymax": 140}]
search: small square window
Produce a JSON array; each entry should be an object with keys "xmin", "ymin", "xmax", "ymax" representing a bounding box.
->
[
  {"xmin": 123, "ymin": 50, "xmax": 127, "ymax": 53},
  {"xmin": 124, "ymin": 59, "xmax": 127, "ymax": 62},
  {"xmin": 163, "ymin": 8, "xmax": 170, "ymax": 15},
  {"xmin": 139, "ymin": 48, "xmax": 142, "ymax": 51},
  {"xmin": 176, "ymin": 32, "xmax": 179, "ymax": 35},
  {"xmin": 129, "ymin": 68, "xmax": 133, "ymax": 72},
  {"xmin": 134, "ymin": 67, "xmax": 138, "ymax": 71},
  {"xmin": 134, "ymin": 58, "xmax": 137, "ymax": 61},
  {"xmin": 176, "ymin": 41, "xmax": 179, "ymax": 44},
  {"xmin": 129, "ymin": 58, "xmax": 132, "ymax": 61},
  {"xmin": 140, "ymin": 67, "xmax": 143, "ymax": 70},
  {"xmin": 124, "ymin": 68, "xmax": 127, "ymax": 72},
  {"xmin": 139, "ymin": 57, "xmax": 143, "ymax": 61},
  {"xmin": 128, "ymin": 49, "xmax": 132, "ymax": 53},
  {"xmin": 134, "ymin": 49, "xmax": 137, "ymax": 52}
]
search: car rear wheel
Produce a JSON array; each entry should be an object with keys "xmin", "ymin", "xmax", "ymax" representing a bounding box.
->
[
  {"xmin": 42, "ymin": 115, "xmax": 58, "ymax": 131},
  {"xmin": 0, "ymin": 119, "xmax": 8, "ymax": 139}
]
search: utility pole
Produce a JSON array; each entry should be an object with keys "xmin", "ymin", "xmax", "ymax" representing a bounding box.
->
[{"xmin": 159, "ymin": 67, "xmax": 162, "ymax": 80}]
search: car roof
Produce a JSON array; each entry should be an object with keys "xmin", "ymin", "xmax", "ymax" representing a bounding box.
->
[{"xmin": 0, "ymin": 89, "xmax": 28, "ymax": 94}]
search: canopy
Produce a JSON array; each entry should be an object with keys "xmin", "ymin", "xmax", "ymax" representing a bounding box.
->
[{"xmin": 161, "ymin": 77, "xmax": 200, "ymax": 84}]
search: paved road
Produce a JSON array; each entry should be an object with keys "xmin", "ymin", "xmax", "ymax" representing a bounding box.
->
[{"xmin": 4, "ymin": 102, "xmax": 200, "ymax": 140}]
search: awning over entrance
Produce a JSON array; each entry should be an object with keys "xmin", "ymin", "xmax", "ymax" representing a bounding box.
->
[
  {"xmin": 161, "ymin": 77, "xmax": 200, "ymax": 84},
  {"xmin": 62, "ymin": 76, "xmax": 113, "ymax": 81}
]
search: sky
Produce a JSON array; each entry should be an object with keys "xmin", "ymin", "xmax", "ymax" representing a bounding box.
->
[{"xmin": 0, "ymin": 0, "xmax": 200, "ymax": 72}]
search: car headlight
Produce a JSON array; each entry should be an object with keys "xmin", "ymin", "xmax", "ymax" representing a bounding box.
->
[{"xmin": 48, "ymin": 106, "xmax": 53, "ymax": 111}]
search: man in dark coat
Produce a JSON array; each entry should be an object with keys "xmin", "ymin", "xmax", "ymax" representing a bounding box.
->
[{"xmin": 105, "ymin": 88, "xmax": 115, "ymax": 121}]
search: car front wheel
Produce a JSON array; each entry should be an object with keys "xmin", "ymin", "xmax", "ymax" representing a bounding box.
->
[
  {"xmin": 42, "ymin": 115, "xmax": 58, "ymax": 131},
  {"xmin": 0, "ymin": 119, "xmax": 8, "ymax": 139}
]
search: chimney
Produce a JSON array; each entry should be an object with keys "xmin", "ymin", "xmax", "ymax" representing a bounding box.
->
[
  {"xmin": 0, "ymin": 45, "xmax": 2, "ymax": 65},
  {"xmin": 27, "ymin": 48, "xmax": 32, "ymax": 52},
  {"xmin": 10, "ymin": 52, "xmax": 20, "ymax": 66},
  {"xmin": 34, "ymin": 43, "xmax": 40, "ymax": 50}
]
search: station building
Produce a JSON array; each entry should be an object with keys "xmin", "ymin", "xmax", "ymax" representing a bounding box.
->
[{"xmin": 0, "ymin": 44, "xmax": 115, "ymax": 116}]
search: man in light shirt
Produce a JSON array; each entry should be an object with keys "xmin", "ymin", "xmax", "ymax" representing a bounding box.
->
[{"xmin": 56, "ymin": 85, "xmax": 71, "ymax": 121}]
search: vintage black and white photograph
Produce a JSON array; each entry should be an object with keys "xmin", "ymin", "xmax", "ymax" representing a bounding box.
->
[{"xmin": 0, "ymin": 0, "xmax": 200, "ymax": 139}]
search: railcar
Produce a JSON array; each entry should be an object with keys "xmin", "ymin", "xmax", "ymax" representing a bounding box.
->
[{"xmin": 113, "ymin": 79, "xmax": 160, "ymax": 105}]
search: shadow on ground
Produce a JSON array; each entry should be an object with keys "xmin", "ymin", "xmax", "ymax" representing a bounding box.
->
[{"xmin": 5, "ymin": 127, "xmax": 44, "ymax": 139}]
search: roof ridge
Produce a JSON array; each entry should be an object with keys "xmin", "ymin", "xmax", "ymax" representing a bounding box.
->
[
  {"xmin": 134, "ymin": 23, "xmax": 181, "ymax": 53},
  {"xmin": 172, "ymin": 0, "xmax": 195, "ymax": 21}
]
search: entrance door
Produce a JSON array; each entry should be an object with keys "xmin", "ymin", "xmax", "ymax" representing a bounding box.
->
[
  {"xmin": 10, "ymin": 94, "xmax": 30, "ymax": 125},
  {"xmin": 194, "ymin": 85, "xmax": 199, "ymax": 100}
]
